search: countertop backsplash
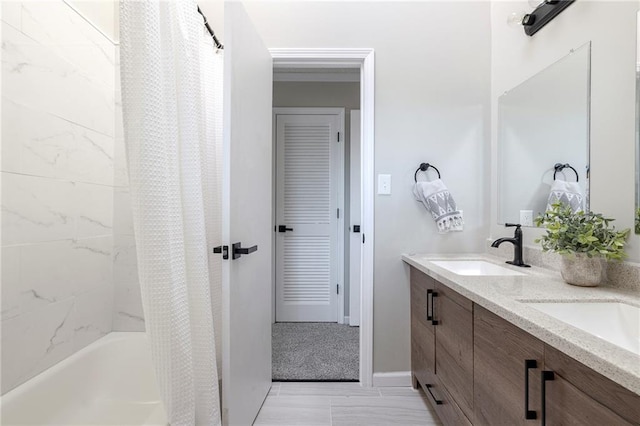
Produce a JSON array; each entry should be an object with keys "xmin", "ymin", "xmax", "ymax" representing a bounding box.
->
[{"xmin": 486, "ymin": 239, "xmax": 640, "ymax": 292}]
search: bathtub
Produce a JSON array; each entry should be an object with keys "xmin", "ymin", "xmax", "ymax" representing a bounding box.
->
[{"xmin": 1, "ymin": 332, "xmax": 167, "ymax": 425}]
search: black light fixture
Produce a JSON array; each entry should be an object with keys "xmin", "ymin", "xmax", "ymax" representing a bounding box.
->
[{"xmin": 509, "ymin": 0, "xmax": 575, "ymax": 37}]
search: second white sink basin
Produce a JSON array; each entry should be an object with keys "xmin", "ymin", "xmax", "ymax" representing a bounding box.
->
[
  {"xmin": 526, "ymin": 302, "xmax": 640, "ymax": 356},
  {"xmin": 430, "ymin": 260, "xmax": 527, "ymax": 276}
]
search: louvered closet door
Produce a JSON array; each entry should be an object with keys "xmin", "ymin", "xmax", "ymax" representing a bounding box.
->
[{"xmin": 276, "ymin": 114, "xmax": 341, "ymax": 322}]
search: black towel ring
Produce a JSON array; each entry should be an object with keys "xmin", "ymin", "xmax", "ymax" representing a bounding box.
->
[
  {"xmin": 414, "ymin": 163, "xmax": 441, "ymax": 182},
  {"xmin": 553, "ymin": 163, "xmax": 579, "ymax": 182}
]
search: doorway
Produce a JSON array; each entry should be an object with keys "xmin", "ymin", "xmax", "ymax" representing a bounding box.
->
[
  {"xmin": 269, "ymin": 48, "xmax": 375, "ymax": 386},
  {"xmin": 271, "ymin": 71, "xmax": 361, "ymax": 381}
]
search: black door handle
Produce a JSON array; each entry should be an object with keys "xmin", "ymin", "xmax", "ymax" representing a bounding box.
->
[
  {"xmin": 278, "ymin": 225, "xmax": 293, "ymax": 233},
  {"xmin": 213, "ymin": 245, "xmax": 229, "ymax": 260},
  {"xmin": 524, "ymin": 359, "xmax": 537, "ymax": 420},
  {"xmin": 232, "ymin": 242, "xmax": 258, "ymax": 260}
]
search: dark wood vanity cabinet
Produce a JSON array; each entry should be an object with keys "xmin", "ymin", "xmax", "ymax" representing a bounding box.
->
[
  {"xmin": 474, "ymin": 306, "xmax": 640, "ymax": 426},
  {"xmin": 410, "ymin": 267, "xmax": 436, "ymax": 390},
  {"xmin": 433, "ymin": 281, "xmax": 474, "ymax": 422},
  {"xmin": 543, "ymin": 346, "xmax": 640, "ymax": 426},
  {"xmin": 473, "ymin": 305, "xmax": 544, "ymax": 425},
  {"xmin": 409, "ymin": 266, "xmax": 640, "ymax": 426},
  {"xmin": 410, "ymin": 267, "xmax": 473, "ymax": 425},
  {"xmin": 411, "ymin": 268, "xmax": 436, "ymax": 387}
]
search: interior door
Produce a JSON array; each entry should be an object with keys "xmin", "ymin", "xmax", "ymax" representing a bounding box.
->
[
  {"xmin": 275, "ymin": 112, "xmax": 343, "ymax": 322},
  {"xmin": 221, "ymin": 3, "xmax": 272, "ymax": 425}
]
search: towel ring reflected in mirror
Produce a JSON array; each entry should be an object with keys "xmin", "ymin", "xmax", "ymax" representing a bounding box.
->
[
  {"xmin": 553, "ymin": 163, "xmax": 579, "ymax": 182},
  {"xmin": 414, "ymin": 163, "xmax": 441, "ymax": 182}
]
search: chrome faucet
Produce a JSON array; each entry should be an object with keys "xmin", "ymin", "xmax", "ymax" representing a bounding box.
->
[{"xmin": 491, "ymin": 223, "xmax": 531, "ymax": 267}]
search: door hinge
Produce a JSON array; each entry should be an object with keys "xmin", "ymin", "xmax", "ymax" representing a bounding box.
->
[
  {"xmin": 337, "ymin": 284, "xmax": 340, "ymax": 294},
  {"xmin": 337, "ymin": 132, "xmax": 341, "ymax": 142},
  {"xmin": 362, "ymin": 234, "xmax": 365, "ymax": 244},
  {"xmin": 337, "ymin": 208, "xmax": 340, "ymax": 219}
]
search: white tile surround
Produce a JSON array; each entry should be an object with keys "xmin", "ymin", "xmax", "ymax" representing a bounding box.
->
[
  {"xmin": 111, "ymin": 45, "xmax": 145, "ymax": 332},
  {"xmin": 0, "ymin": 1, "xmax": 128, "ymax": 394}
]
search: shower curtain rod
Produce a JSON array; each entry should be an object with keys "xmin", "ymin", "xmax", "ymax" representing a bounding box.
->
[{"xmin": 197, "ymin": 6, "xmax": 223, "ymax": 50}]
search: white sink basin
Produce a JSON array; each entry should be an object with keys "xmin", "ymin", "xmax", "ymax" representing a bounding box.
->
[
  {"xmin": 430, "ymin": 260, "xmax": 527, "ymax": 276},
  {"xmin": 526, "ymin": 302, "xmax": 640, "ymax": 356}
]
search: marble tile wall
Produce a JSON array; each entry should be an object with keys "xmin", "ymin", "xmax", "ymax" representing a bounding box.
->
[
  {"xmin": 112, "ymin": 46, "xmax": 145, "ymax": 332},
  {"xmin": 1, "ymin": 1, "xmax": 116, "ymax": 394}
]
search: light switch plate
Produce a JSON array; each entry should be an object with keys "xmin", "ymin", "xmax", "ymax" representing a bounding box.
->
[{"xmin": 378, "ymin": 174, "xmax": 391, "ymax": 195}]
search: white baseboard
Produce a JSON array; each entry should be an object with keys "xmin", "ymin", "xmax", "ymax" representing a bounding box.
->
[{"xmin": 372, "ymin": 371, "xmax": 412, "ymax": 387}]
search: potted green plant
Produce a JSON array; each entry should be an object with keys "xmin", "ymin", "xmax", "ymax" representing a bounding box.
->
[{"xmin": 534, "ymin": 203, "xmax": 630, "ymax": 286}]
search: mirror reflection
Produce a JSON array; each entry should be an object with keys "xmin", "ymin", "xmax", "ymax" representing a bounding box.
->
[{"xmin": 498, "ymin": 43, "xmax": 591, "ymax": 227}]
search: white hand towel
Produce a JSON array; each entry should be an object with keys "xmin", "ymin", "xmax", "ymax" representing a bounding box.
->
[
  {"xmin": 413, "ymin": 179, "xmax": 464, "ymax": 233},
  {"xmin": 547, "ymin": 180, "xmax": 585, "ymax": 213}
]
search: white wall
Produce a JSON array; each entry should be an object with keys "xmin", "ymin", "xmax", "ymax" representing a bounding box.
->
[
  {"xmin": 243, "ymin": 1, "xmax": 492, "ymax": 374},
  {"xmin": 1, "ymin": 1, "xmax": 116, "ymax": 393},
  {"xmin": 491, "ymin": 1, "xmax": 640, "ymax": 261}
]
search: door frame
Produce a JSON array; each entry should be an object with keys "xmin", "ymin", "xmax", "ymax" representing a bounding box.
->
[
  {"xmin": 272, "ymin": 107, "xmax": 346, "ymax": 323},
  {"xmin": 270, "ymin": 48, "xmax": 375, "ymax": 387},
  {"xmin": 349, "ymin": 110, "xmax": 361, "ymax": 327}
]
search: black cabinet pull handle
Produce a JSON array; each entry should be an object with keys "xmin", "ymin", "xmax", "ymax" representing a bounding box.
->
[
  {"xmin": 425, "ymin": 384, "xmax": 443, "ymax": 405},
  {"xmin": 426, "ymin": 289, "xmax": 433, "ymax": 321},
  {"xmin": 541, "ymin": 370, "xmax": 555, "ymax": 426},
  {"xmin": 278, "ymin": 225, "xmax": 293, "ymax": 233},
  {"xmin": 430, "ymin": 291, "xmax": 439, "ymax": 325},
  {"xmin": 524, "ymin": 359, "xmax": 537, "ymax": 420},
  {"xmin": 232, "ymin": 242, "xmax": 258, "ymax": 260}
]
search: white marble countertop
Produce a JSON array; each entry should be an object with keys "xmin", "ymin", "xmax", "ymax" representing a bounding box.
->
[{"xmin": 401, "ymin": 253, "xmax": 640, "ymax": 395}]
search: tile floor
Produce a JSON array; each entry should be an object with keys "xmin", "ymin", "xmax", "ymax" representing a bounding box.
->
[{"xmin": 253, "ymin": 382, "xmax": 442, "ymax": 425}]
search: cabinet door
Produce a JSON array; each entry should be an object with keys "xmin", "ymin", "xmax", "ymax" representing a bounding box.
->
[
  {"xmin": 434, "ymin": 283, "xmax": 474, "ymax": 421},
  {"xmin": 544, "ymin": 373, "xmax": 635, "ymax": 425},
  {"xmin": 410, "ymin": 267, "xmax": 435, "ymax": 388},
  {"xmin": 473, "ymin": 305, "xmax": 544, "ymax": 425},
  {"xmin": 544, "ymin": 345, "xmax": 640, "ymax": 426}
]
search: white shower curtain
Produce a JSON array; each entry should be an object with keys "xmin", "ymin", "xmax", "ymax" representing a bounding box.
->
[{"xmin": 119, "ymin": 1, "xmax": 223, "ymax": 424}]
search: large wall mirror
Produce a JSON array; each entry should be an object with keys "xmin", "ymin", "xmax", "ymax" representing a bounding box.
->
[
  {"xmin": 498, "ymin": 43, "xmax": 591, "ymax": 226},
  {"xmin": 635, "ymin": 11, "xmax": 640, "ymax": 234}
]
